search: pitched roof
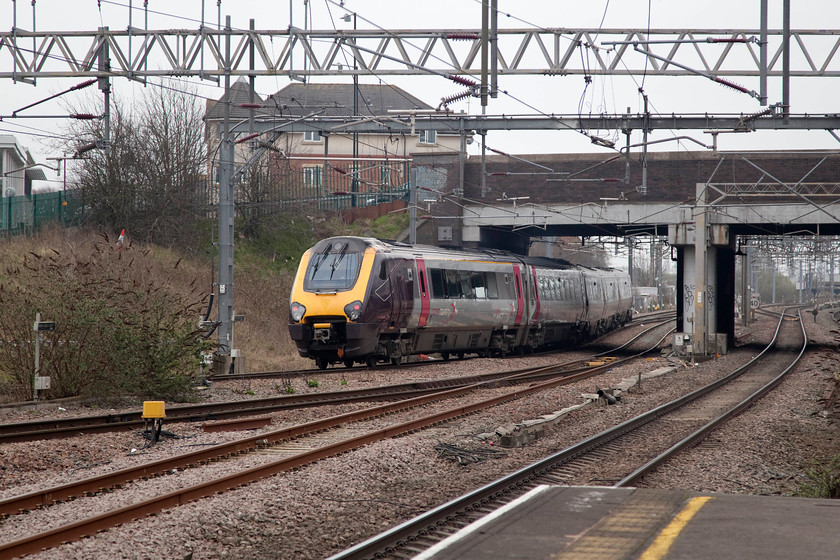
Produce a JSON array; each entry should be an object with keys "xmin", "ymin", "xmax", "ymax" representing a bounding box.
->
[
  {"xmin": 205, "ymin": 81, "xmax": 435, "ymax": 122},
  {"xmin": 204, "ymin": 77, "xmax": 265, "ymax": 121},
  {"xmin": 264, "ymin": 83, "xmax": 434, "ymax": 117}
]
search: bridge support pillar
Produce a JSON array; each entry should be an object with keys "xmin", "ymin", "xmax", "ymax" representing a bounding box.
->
[{"xmin": 669, "ymin": 187, "xmax": 736, "ymax": 357}]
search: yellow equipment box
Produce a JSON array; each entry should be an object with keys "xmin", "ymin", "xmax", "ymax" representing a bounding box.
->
[{"xmin": 142, "ymin": 401, "xmax": 166, "ymax": 418}]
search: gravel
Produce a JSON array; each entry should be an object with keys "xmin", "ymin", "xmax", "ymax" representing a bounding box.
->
[{"xmin": 1, "ymin": 314, "xmax": 838, "ymax": 560}]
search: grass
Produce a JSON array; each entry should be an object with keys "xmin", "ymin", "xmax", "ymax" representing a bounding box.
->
[
  {"xmin": 234, "ymin": 211, "xmax": 410, "ymax": 274},
  {"xmin": 0, "ymin": 210, "xmax": 409, "ymax": 385}
]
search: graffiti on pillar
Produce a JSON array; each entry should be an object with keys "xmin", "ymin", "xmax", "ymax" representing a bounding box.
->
[
  {"xmin": 683, "ymin": 284, "xmax": 695, "ymax": 310},
  {"xmin": 706, "ymin": 285, "xmax": 715, "ymax": 307}
]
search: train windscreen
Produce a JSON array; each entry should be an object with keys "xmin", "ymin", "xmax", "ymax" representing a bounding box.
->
[{"xmin": 304, "ymin": 247, "xmax": 360, "ymax": 291}]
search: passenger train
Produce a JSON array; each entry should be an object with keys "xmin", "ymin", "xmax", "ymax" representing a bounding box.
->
[{"xmin": 288, "ymin": 236, "xmax": 633, "ymax": 369}]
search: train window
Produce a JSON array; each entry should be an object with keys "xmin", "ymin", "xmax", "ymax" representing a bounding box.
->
[
  {"xmin": 486, "ymin": 273, "xmax": 499, "ymax": 299},
  {"xmin": 471, "ymin": 272, "xmax": 486, "ymax": 299},
  {"xmin": 418, "ymin": 268, "xmax": 426, "ymax": 296},
  {"xmin": 430, "ymin": 268, "xmax": 445, "ymax": 298},
  {"xmin": 459, "ymin": 271, "xmax": 475, "ymax": 299},
  {"xmin": 379, "ymin": 261, "xmax": 387, "ymax": 280},
  {"xmin": 445, "ymin": 269, "xmax": 460, "ymax": 298}
]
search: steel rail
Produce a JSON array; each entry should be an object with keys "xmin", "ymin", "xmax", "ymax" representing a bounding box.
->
[
  {"xmin": 0, "ymin": 324, "xmax": 674, "ymax": 555},
  {"xmin": 206, "ymin": 314, "xmax": 674, "ymax": 381},
  {"xmin": 327, "ymin": 308, "xmax": 802, "ymax": 560},
  {"xmin": 0, "ymin": 321, "xmax": 673, "ymax": 517},
  {"xmin": 0, "ymin": 320, "xmax": 673, "ymax": 443},
  {"xmin": 617, "ymin": 307, "xmax": 807, "ymax": 487}
]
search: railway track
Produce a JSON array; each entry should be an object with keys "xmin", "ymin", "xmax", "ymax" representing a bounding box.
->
[
  {"xmin": 203, "ymin": 311, "xmax": 676, "ymax": 381},
  {"xmin": 0, "ymin": 319, "xmax": 674, "ymax": 444},
  {"xmin": 0, "ymin": 321, "xmax": 675, "ymax": 557},
  {"xmin": 327, "ymin": 307, "xmax": 806, "ymax": 559}
]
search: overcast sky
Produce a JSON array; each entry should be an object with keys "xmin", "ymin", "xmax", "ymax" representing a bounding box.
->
[{"xmin": 2, "ymin": 0, "xmax": 839, "ymax": 191}]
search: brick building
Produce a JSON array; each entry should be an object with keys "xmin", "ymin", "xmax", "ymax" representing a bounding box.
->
[{"xmin": 204, "ymin": 81, "xmax": 461, "ymax": 210}]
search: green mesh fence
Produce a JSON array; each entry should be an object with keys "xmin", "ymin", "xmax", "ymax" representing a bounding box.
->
[
  {"xmin": 2, "ymin": 162, "xmax": 409, "ymax": 237},
  {"xmin": 1, "ymin": 191, "xmax": 86, "ymax": 236}
]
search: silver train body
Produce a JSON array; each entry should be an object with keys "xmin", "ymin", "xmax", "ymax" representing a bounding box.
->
[{"xmin": 289, "ymin": 236, "xmax": 633, "ymax": 368}]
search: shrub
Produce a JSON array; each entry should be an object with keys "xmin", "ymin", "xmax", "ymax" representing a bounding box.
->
[
  {"xmin": 0, "ymin": 231, "xmax": 212, "ymax": 402},
  {"xmin": 795, "ymin": 454, "xmax": 840, "ymax": 499}
]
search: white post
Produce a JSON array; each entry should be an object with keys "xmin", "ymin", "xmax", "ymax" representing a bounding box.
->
[{"xmin": 33, "ymin": 312, "xmax": 41, "ymax": 401}]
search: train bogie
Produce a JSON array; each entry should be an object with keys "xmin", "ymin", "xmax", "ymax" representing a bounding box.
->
[{"xmin": 288, "ymin": 236, "xmax": 633, "ymax": 368}]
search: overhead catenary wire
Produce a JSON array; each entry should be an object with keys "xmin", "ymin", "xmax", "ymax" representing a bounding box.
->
[{"xmin": 9, "ymin": 1, "xmax": 823, "ymax": 211}]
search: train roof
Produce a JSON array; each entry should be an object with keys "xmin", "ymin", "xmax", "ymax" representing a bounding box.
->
[{"xmin": 311, "ymin": 236, "xmax": 624, "ymax": 274}]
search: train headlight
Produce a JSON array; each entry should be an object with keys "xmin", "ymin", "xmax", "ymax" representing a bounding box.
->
[
  {"xmin": 290, "ymin": 302, "xmax": 306, "ymax": 322},
  {"xmin": 344, "ymin": 300, "xmax": 363, "ymax": 322}
]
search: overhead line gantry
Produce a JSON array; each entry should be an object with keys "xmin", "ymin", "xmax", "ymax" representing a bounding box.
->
[{"xmin": 2, "ymin": 27, "xmax": 840, "ymax": 80}]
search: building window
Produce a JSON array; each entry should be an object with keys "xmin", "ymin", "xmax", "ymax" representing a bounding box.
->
[
  {"xmin": 304, "ymin": 130, "xmax": 322, "ymax": 142},
  {"xmin": 419, "ymin": 129, "xmax": 436, "ymax": 145},
  {"xmin": 302, "ymin": 165, "xmax": 321, "ymax": 186}
]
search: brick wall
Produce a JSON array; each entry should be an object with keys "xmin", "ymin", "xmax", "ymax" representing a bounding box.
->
[{"xmin": 410, "ymin": 151, "xmax": 840, "ymax": 206}]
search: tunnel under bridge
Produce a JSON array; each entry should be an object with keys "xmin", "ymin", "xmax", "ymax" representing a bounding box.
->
[{"xmin": 410, "ymin": 150, "xmax": 840, "ymax": 355}]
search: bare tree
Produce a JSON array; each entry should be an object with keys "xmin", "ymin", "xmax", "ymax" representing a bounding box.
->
[
  {"xmin": 135, "ymin": 84, "xmax": 207, "ymax": 245},
  {"xmin": 68, "ymin": 95, "xmax": 143, "ymax": 231},
  {"xmin": 65, "ymin": 82, "xmax": 207, "ymax": 249}
]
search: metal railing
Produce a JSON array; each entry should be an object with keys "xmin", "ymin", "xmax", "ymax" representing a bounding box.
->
[
  {"xmin": 0, "ymin": 191, "xmax": 87, "ymax": 236},
  {"xmin": 2, "ymin": 163, "xmax": 409, "ymax": 237}
]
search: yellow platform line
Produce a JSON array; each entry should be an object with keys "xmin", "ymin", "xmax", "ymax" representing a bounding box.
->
[{"xmin": 639, "ymin": 496, "xmax": 713, "ymax": 560}]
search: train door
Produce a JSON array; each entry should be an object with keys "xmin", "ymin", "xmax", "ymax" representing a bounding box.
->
[
  {"xmin": 371, "ymin": 257, "xmax": 400, "ymax": 328},
  {"xmin": 415, "ymin": 258, "xmax": 430, "ymax": 327},
  {"xmin": 579, "ymin": 271, "xmax": 590, "ymax": 322},
  {"xmin": 389, "ymin": 259, "xmax": 415, "ymax": 328},
  {"xmin": 588, "ymin": 275, "xmax": 606, "ymax": 333},
  {"xmin": 529, "ymin": 266, "xmax": 541, "ymax": 324},
  {"xmin": 512, "ymin": 265, "xmax": 525, "ymax": 325}
]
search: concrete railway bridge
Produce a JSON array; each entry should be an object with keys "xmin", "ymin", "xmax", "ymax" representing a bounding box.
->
[{"xmin": 410, "ymin": 150, "xmax": 840, "ymax": 356}]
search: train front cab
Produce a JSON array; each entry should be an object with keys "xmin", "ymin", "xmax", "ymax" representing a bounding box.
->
[{"xmin": 289, "ymin": 238, "xmax": 383, "ymax": 368}]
